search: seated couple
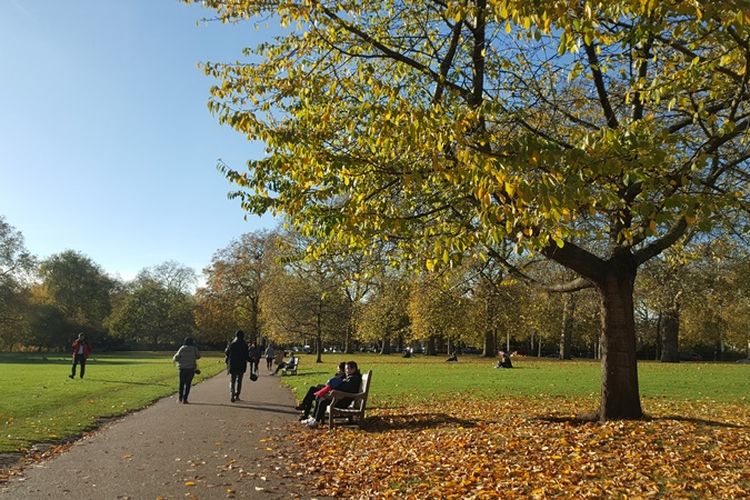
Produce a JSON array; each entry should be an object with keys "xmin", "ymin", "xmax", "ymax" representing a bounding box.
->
[{"xmin": 296, "ymin": 360, "xmax": 362, "ymax": 428}]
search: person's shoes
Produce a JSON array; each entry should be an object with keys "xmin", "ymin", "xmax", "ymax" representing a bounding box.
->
[
  {"xmin": 307, "ymin": 419, "xmax": 318, "ymax": 428},
  {"xmin": 183, "ymin": 400, "xmax": 189, "ymax": 404},
  {"xmin": 294, "ymin": 405, "xmax": 304, "ymax": 411},
  {"xmin": 234, "ymin": 395, "xmax": 241, "ymax": 401},
  {"xmin": 178, "ymin": 397, "xmax": 183, "ymax": 403},
  {"xmin": 68, "ymin": 375, "xmax": 74, "ymax": 379},
  {"xmin": 230, "ymin": 395, "xmax": 236, "ymax": 402}
]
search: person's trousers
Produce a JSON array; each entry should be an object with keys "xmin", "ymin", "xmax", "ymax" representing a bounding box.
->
[
  {"xmin": 230, "ymin": 372, "xmax": 243, "ymax": 397},
  {"xmin": 178, "ymin": 368, "xmax": 195, "ymax": 401},
  {"xmin": 300, "ymin": 385, "xmax": 324, "ymax": 417},
  {"xmin": 266, "ymin": 358, "xmax": 273, "ymax": 370},
  {"xmin": 71, "ymin": 354, "xmax": 86, "ymax": 378}
]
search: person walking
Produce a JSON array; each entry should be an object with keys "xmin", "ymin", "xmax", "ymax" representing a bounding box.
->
[
  {"xmin": 225, "ymin": 330, "xmax": 250, "ymax": 402},
  {"xmin": 264, "ymin": 344, "xmax": 275, "ymax": 372},
  {"xmin": 248, "ymin": 342, "xmax": 260, "ymax": 377},
  {"xmin": 69, "ymin": 333, "xmax": 92, "ymax": 379},
  {"xmin": 173, "ymin": 337, "xmax": 201, "ymax": 404}
]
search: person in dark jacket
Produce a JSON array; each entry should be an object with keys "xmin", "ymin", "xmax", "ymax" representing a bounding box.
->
[
  {"xmin": 295, "ymin": 362, "xmax": 346, "ymax": 420},
  {"xmin": 303, "ymin": 361, "xmax": 363, "ymax": 428},
  {"xmin": 225, "ymin": 330, "xmax": 250, "ymax": 402},
  {"xmin": 248, "ymin": 342, "xmax": 260, "ymax": 377}
]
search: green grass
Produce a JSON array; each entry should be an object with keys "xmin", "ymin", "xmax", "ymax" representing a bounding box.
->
[
  {"xmin": 281, "ymin": 353, "xmax": 750, "ymax": 407},
  {"xmin": 1, "ymin": 352, "xmax": 747, "ymax": 454},
  {"xmin": 0, "ymin": 351, "xmax": 227, "ymax": 454}
]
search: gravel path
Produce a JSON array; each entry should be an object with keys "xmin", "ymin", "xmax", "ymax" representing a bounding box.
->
[{"xmin": 0, "ymin": 370, "xmax": 308, "ymax": 499}]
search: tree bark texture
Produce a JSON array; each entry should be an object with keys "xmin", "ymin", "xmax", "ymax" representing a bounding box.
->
[
  {"xmin": 597, "ymin": 259, "xmax": 643, "ymax": 420},
  {"xmin": 482, "ymin": 328, "xmax": 496, "ymax": 357}
]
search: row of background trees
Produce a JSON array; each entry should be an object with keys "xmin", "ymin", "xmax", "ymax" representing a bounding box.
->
[{"xmin": 2, "ymin": 215, "xmax": 748, "ymax": 361}]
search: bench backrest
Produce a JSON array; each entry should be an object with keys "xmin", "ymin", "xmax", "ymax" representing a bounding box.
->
[{"xmin": 356, "ymin": 370, "xmax": 372, "ymax": 410}]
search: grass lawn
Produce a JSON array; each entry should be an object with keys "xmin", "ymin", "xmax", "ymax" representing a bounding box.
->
[
  {"xmin": 0, "ymin": 351, "xmax": 227, "ymax": 454},
  {"xmin": 281, "ymin": 353, "xmax": 750, "ymax": 408}
]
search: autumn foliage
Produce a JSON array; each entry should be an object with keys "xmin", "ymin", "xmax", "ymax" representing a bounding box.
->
[{"xmin": 275, "ymin": 398, "xmax": 750, "ymax": 498}]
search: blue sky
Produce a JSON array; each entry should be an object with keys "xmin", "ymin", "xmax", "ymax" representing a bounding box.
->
[{"xmin": 0, "ymin": 0, "xmax": 277, "ymax": 282}]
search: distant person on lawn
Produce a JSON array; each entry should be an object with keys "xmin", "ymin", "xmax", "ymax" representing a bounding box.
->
[
  {"xmin": 173, "ymin": 337, "xmax": 201, "ymax": 403},
  {"xmin": 69, "ymin": 333, "xmax": 92, "ymax": 379},
  {"xmin": 225, "ymin": 330, "xmax": 250, "ymax": 402}
]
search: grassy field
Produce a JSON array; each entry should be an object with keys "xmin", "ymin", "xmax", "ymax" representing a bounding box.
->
[
  {"xmin": 281, "ymin": 353, "xmax": 750, "ymax": 407},
  {"xmin": 0, "ymin": 351, "xmax": 227, "ymax": 454},
  {"xmin": 1, "ymin": 351, "xmax": 747, "ymax": 455}
]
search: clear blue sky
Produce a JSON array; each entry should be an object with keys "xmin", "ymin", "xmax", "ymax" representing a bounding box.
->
[{"xmin": 0, "ymin": 0, "xmax": 276, "ymax": 282}]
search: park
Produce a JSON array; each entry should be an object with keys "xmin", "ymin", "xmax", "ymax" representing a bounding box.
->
[
  {"xmin": 0, "ymin": 352, "xmax": 748, "ymax": 497},
  {"xmin": 2, "ymin": 0, "xmax": 750, "ymax": 498}
]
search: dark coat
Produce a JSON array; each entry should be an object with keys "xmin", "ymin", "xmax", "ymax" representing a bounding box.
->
[
  {"xmin": 333, "ymin": 370, "xmax": 363, "ymax": 408},
  {"xmin": 225, "ymin": 338, "xmax": 250, "ymax": 374}
]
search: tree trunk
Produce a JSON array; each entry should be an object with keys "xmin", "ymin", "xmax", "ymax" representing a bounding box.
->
[
  {"xmin": 315, "ymin": 308, "xmax": 323, "ymax": 363},
  {"xmin": 426, "ymin": 336, "xmax": 436, "ymax": 356},
  {"xmin": 597, "ymin": 259, "xmax": 643, "ymax": 420},
  {"xmin": 482, "ymin": 328, "xmax": 495, "ymax": 357},
  {"xmin": 379, "ymin": 334, "xmax": 391, "ymax": 355},
  {"xmin": 560, "ymin": 293, "xmax": 575, "ymax": 360},
  {"xmin": 660, "ymin": 308, "xmax": 679, "ymax": 363},
  {"xmin": 654, "ymin": 312, "xmax": 662, "ymax": 361}
]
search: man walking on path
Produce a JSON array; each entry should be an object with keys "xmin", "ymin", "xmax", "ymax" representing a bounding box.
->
[
  {"xmin": 225, "ymin": 329, "xmax": 250, "ymax": 402},
  {"xmin": 0, "ymin": 369, "xmax": 303, "ymax": 499}
]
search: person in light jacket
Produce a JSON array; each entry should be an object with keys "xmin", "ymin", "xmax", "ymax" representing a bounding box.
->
[{"xmin": 173, "ymin": 337, "xmax": 201, "ymax": 404}]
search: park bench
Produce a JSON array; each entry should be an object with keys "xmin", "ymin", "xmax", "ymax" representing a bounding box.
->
[
  {"xmin": 326, "ymin": 370, "xmax": 372, "ymax": 428},
  {"xmin": 280, "ymin": 356, "xmax": 299, "ymax": 376}
]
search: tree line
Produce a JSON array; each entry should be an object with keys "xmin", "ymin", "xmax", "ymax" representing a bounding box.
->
[{"xmin": 3, "ymin": 216, "xmax": 748, "ymax": 361}]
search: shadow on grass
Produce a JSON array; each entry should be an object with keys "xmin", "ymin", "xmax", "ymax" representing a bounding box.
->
[
  {"xmin": 361, "ymin": 412, "xmax": 477, "ymax": 432},
  {"xmin": 85, "ymin": 378, "xmax": 172, "ymax": 387}
]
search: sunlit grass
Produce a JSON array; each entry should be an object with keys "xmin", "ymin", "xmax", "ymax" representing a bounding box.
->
[
  {"xmin": 282, "ymin": 353, "xmax": 750, "ymax": 408},
  {"xmin": 0, "ymin": 351, "xmax": 226, "ymax": 453}
]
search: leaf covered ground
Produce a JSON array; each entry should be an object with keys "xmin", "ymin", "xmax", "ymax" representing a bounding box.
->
[{"xmin": 273, "ymin": 398, "xmax": 750, "ymax": 498}]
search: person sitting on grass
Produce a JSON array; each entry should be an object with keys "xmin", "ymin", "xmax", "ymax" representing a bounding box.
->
[
  {"xmin": 496, "ymin": 350, "xmax": 513, "ymax": 369},
  {"xmin": 303, "ymin": 360, "xmax": 362, "ymax": 428},
  {"xmin": 295, "ymin": 362, "xmax": 346, "ymax": 420}
]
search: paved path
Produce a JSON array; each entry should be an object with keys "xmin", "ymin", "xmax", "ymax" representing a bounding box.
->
[{"xmin": 0, "ymin": 370, "xmax": 307, "ymax": 499}]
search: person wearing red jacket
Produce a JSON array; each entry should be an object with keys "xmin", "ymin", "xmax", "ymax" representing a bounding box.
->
[{"xmin": 69, "ymin": 333, "xmax": 92, "ymax": 379}]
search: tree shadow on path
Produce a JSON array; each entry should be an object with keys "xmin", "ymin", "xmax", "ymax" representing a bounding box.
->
[{"xmin": 188, "ymin": 401, "xmax": 298, "ymax": 416}]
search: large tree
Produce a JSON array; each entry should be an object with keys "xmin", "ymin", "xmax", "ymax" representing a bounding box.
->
[
  {"xmin": 197, "ymin": 231, "xmax": 276, "ymax": 344},
  {"xmin": 195, "ymin": 1, "xmax": 750, "ymax": 419},
  {"xmin": 38, "ymin": 250, "xmax": 114, "ymax": 332},
  {"xmin": 0, "ymin": 216, "xmax": 35, "ymax": 349}
]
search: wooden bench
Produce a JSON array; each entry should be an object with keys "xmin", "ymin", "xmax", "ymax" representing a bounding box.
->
[
  {"xmin": 326, "ymin": 370, "xmax": 372, "ymax": 428},
  {"xmin": 280, "ymin": 356, "xmax": 299, "ymax": 376}
]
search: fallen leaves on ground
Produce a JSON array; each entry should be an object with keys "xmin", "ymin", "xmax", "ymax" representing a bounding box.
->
[{"xmin": 274, "ymin": 398, "xmax": 750, "ymax": 499}]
